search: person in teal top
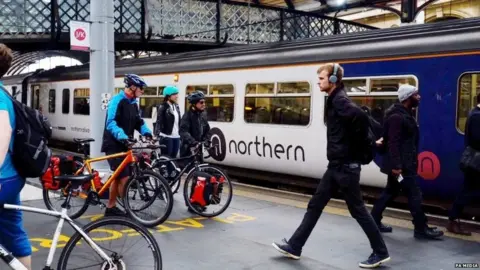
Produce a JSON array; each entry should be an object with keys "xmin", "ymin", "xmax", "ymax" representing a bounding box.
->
[
  {"xmin": 0, "ymin": 82, "xmax": 18, "ymax": 178},
  {"xmin": 0, "ymin": 44, "xmax": 32, "ymax": 269}
]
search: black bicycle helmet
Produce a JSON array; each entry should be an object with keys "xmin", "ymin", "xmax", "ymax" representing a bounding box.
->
[{"xmin": 187, "ymin": 91, "xmax": 205, "ymax": 104}]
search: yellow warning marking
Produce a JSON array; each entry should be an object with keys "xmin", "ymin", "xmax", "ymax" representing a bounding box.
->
[
  {"xmin": 29, "ymin": 212, "xmax": 257, "ymax": 253},
  {"xmin": 166, "ymin": 218, "xmax": 204, "ymax": 228},
  {"xmin": 156, "ymin": 224, "xmax": 185, "ymax": 233}
]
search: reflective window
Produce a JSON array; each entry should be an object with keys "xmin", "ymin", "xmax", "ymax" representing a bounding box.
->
[
  {"xmin": 350, "ymin": 96, "xmax": 399, "ymax": 125},
  {"xmin": 185, "ymin": 84, "xmax": 235, "ymax": 122},
  {"xmin": 457, "ymin": 73, "xmax": 480, "ymax": 133},
  {"xmin": 341, "ymin": 76, "xmax": 419, "ymax": 125},
  {"xmin": 344, "ymin": 79, "xmax": 367, "ymax": 93},
  {"xmin": 244, "ymin": 82, "xmax": 311, "ymax": 126},
  {"xmin": 48, "ymin": 89, "xmax": 55, "ymax": 113},
  {"xmin": 73, "ymin": 88, "xmax": 90, "ymax": 115},
  {"xmin": 139, "ymin": 86, "xmax": 162, "ymax": 119},
  {"xmin": 62, "ymin": 88, "xmax": 69, "ymax": 114},
  {"xmin": 370, "ymin": 77, "xmax": 416, "ymax": 92},
  {"xmin": 139, "ymin": 97, "xmax": 163, "ymax": 119}
]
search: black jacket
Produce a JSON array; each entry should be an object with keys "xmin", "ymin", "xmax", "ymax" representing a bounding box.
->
[
  {"xmin": 101, "ymin": 91, "xmax": 152, "ymax": 153},
  {"xmin": 324, "ymin": 85, "xmax": 370, "ymax": 165},
  {"xmin": 155, "ymin": 102, "xmax": 181, "ymax": 136},
  {"xmin": 380, "ymin": 103, "xmax": 419, "ymax": 176},
  {"xmin": 465, "ymin": 106, "xmax": 480, "ymax": 151},
  {"xmin": 179, "ymin": 108, "xmax": 211, "ymax": 155}
]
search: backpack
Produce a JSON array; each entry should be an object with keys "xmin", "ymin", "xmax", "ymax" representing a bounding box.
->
[
  {"xmin": 1, "ymin": 86, "xmax": 53, "ymax": 178},
  {"xmin": 357, "ymin": 108, "xmax": 384, "ymax": 165}
]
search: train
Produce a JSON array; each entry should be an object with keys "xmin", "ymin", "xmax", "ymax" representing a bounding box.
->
[{"xmin": 2, "ymin": 17, "xmax": 480, "ymax": 206}]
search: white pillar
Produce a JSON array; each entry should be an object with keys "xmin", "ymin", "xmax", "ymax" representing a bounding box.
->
[{"xmin": 89, "ymin": 0, "xmax": 115, "ymax": 169}]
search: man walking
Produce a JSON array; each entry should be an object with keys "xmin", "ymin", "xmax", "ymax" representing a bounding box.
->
[
  {"xmin": 370, "ymin": 84, "xmax": 444, "ymax": 240},
  {"xmin": 272, "ymin": 63, "xmax": 390, "ymax": 269}
]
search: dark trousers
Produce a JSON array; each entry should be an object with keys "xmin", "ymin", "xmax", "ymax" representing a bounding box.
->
[
  {"xmin": 371, "ymin": 173, "xmax": 427, "ymax": 230},
  {"xmin": 161, "ymin": 137, "xmax": 180, "ymax": 174},
  {"xmin": 288, "ymin": 164, "xmax": 389, "ymax": 257},
  {"xmin": 449, "ymin": 169, "xmax": 480, "ymax": 221}
]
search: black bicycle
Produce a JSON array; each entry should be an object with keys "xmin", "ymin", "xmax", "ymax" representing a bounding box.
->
[{"xmin": 148, "ymin": 140, "xmax": 233, "ymax": 217}]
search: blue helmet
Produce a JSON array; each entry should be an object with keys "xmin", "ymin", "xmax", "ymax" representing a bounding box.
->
[
  {"xmin": 187, "ymin": 91, "xmax": 205, "ymax": 104},
  {"xmin": 163, "ymin": 85, "xmax": 179, "ymax": 96},
  {"xmin": 124, "ymin": 74, "xmax": 147, "ymax": 88}
]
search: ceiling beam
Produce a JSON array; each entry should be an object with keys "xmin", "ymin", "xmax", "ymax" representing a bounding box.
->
[{"xmin": 313, "ymin": 0, "xmax": 400, "ymax": 16}]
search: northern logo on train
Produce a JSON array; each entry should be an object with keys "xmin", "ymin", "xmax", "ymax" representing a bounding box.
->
[{"xmin": 207, "ymin": 127, "xmax": 227, "ymax": 162}]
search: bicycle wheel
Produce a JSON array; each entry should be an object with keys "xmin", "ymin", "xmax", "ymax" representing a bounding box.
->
[
  {"xmin": 42, "ymin": 184, "xmax": 90, "ymax": 220},
  {"xmin": 123, "ymin": 170, "xmax": 174, "ymax": 227},
  {"xmin": 183, "ymin": 164, "xmax": 233, "ymax": 217},
  {"xmin": 57, "ymin": 216, "xmax": 162, "ymax": 270},
  {"xmin": 153, "ymin": 155, "xmax": 181, "ymax": 194}
]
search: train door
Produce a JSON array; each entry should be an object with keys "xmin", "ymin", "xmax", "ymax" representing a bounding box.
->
[{"xmin": 31, "ymin": 85, "xmax": 41, "ymax": 110}]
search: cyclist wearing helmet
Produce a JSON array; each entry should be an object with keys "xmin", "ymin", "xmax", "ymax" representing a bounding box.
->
[
  {"xmin": 179, "ymin": 90, "xmax": 211, "ymax": 159},
  {"xmin": 101, "ymin": 73, "xmax": 153, "ymax": 217},
  {"xmin": 155, "ymin": 85, "xmax": 181, "ymax": 164}
]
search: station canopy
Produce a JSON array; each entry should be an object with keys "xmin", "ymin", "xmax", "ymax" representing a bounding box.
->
[{"xmin": 227, "ymin": 0, "xmax": 399, "ymax": 14}]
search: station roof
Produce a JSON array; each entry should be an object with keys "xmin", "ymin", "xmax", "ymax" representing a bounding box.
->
[{"xmin": 223, "ymin": 0, "xmax": 399, "ymax": 14}]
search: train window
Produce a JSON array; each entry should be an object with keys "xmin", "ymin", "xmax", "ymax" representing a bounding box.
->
[
  {"xmin": 48, "ymin": 89, "xmax": 55, "ymax": 113},
  {"xmin": 246, "ymin": 83, "xmax": 274, "ymax": 95},
  {"xmin": 139, "ymin": 86, "xmax": 162, "ymax": 119},
  {"xmin": 370, "ymin": 77, "xmax": 417, "ymax": 92},
  {"xmin": 244, "ymin": 82, "xmax": 311, "ymax": 126},
  {"xmin": 143, "ymin": 87, "xmax": 157, "ymax": 96},
  {"xmin": 277, "ymin": 82, "xmax": 309, "ymax": 94},
  {"xmin": 62, "ymin": 88, "xmax": 69, "ymax": 114},
  {"xmin": 457, "ymin": 73, "xmax": 480, "ymax": 133},
  {"xmin": 12, "ymin": 86, "xmax": 16, "ymax": 98},
  {"xmin": 184, "ymin": 84, "xmax": 235, "ymax": 122},
  {"xmin": 350, "ymin": 96, "xmax": 398, "ymax": 125},
  {"xmin": 73, "ymin": 88, "xmax": 90, "ymax": 115},
  {"xmin": 344, "ymin": 79, "xmax": 367, "ymax": 93}
]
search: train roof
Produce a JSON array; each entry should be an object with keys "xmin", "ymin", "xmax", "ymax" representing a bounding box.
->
[{"xmin": 9, "ymin": 17, "xmax": 480, "ymax": 84}]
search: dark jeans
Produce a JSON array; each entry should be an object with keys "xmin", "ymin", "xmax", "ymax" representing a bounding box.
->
[
  {"xmin": 161, "ymin": 137, "xmax": 180, "ymax": 174},
  {"xmin": 371, "ymin": 173, "xmax": 427, "ymax": 230},
  {"xmin": 449, "ymin": 169, "xmax": 480, "ymax": 221},
  {"xmin": 288, "ymin": 163, "xmax": 389, "ymax": 257}
]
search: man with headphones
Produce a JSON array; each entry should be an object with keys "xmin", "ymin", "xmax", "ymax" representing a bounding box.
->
[{"xmin": 272, "ymin": 63, "xmax": 390, "ymax": 268}]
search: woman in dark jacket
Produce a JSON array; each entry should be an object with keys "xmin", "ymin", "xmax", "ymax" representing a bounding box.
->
[{"xmin": 155, "ymin": 85, "xmax": 181, "ymax": 158}]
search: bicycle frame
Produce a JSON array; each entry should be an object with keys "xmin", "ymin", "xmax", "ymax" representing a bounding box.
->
[
  {"xmin": 0, "ymin": 193, "xmax": 114, "ymax": 270},
  {"xmin": 74, "ymin": 150, "xmax": 136, "ymax": 197}
]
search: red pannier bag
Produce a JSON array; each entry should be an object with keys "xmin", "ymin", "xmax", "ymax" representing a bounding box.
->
[{"xmin": 40, "ymin": 154, "xmax": 83, "ymax": 190}]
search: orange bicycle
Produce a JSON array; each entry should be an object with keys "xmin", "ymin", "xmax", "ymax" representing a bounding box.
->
[{"xmin": 41, "ymin": 137, "xmax": 174, "ymax": 228}]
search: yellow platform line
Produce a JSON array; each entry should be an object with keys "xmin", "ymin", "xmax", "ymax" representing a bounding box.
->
[{"xmin": 233, "ymin": 188, "xmax": 480, "ymax": 243}]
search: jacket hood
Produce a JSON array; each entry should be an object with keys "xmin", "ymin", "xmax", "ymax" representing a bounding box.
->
[{"xmin": 385, "ymin": 103, "xmax": 412, "ymax": 118}]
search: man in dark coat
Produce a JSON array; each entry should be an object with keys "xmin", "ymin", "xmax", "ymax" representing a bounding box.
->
[{"xmin": 371, "ymin": 84, "xmax": 443, "ymax": 240}]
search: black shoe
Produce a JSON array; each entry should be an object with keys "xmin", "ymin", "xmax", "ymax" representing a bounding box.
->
[
  {"xmin": 414, "ymin": 226, "xmax": 444, "ymax": 239},
  {"xmin": 272, "ymin": 238, "xmax": 301, "ymax": 260},
  {"xmin": 104, "ymin": 206, "xmax": 128, "ymax": 217},
  {"xmin": 359, "ymin": 253, "xmax": 391, "ymax": 268},
  {"xmin": 377, "ymin": 222, "xmax": 392, "ymax": 233},
  {"xmin": 187, "ymin": 204, "xmax": 206, "ymax": 214}
]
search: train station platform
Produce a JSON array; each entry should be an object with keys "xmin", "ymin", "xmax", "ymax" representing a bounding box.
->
[{"xmin": 17, "ymin": 180, "xmax": 480, "ymax": 269}]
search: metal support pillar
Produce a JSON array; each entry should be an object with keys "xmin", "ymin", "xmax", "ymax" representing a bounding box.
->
[
  {"xmin": 89, "ymin": 0, "xmax": 115, "ymax": 169},
  {"xmin": 401, "ymin": 0, "xmax": 417, "ymax": 23}
]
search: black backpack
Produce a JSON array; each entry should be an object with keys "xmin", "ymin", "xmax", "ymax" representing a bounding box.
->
[
  {"xmin": 357, "ymin": 107, "xmax": 384, "ymax": 165},
  {"xmin": 1, "ymin": 86, "xmax": 53, "ymax": 178}
]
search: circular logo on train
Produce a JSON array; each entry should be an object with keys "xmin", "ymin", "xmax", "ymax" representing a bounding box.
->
[
  {"xmin": 417, "ymin": 151, "xmax": 440, "ymax": 180},
  {"xmin": 208, "ymin": 127, "xmax": 227, "ymax": 162}
]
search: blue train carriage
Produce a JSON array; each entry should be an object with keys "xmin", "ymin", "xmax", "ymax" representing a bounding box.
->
[{"xmin": 338, "ymin": 30, "xmax": 480, "ymax": 202}]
